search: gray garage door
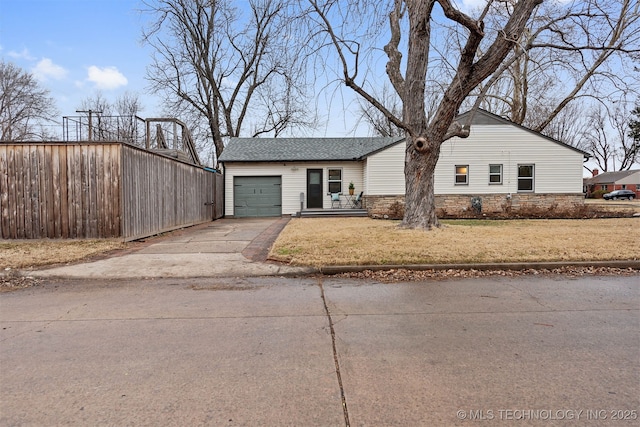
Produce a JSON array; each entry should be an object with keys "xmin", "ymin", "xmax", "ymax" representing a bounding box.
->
[{"xmin": 234, "ymin": 176, "xmax": 282, "ymax": 217}]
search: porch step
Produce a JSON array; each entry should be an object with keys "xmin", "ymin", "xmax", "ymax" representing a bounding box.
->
[{"xmin": 298, "ymin": 209, "xmax": 368, "ymax": 218}]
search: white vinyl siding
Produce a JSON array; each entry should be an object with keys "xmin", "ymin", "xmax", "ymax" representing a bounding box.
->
[
  {"xmin": 365, "ymin": 141, "xmax": 405, "ymax": 195},
  {"xmin": 223, "ymin": 162, "xmax": 363, "ymax": 216},
  {"xmin": 364, "ymin": 125, "xmax": 583, "ymax": 197},
  {"xmin": 434, "ymin": 125, "xmax": 584, "ymax": 194}
]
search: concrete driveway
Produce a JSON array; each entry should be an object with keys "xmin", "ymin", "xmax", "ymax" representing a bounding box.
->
[
  {"xmin": 1, "ymin": 274, "xmax": 638, "ymax": 426},
  {"xmin": 27, "ymin": 218, "xmax": 310, "ymax": 280}
]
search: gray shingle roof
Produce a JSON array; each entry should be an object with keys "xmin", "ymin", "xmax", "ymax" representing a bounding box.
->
[
  {"xmin": 585, "ymin": 170, "xmax": 640, "ymax": 184},
  {"xmin": 218, "ymin": 137, "xmax": 404, "ymax": 163}
]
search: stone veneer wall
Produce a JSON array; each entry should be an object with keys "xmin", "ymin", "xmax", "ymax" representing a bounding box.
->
[{"xmin": 365, "ymin": 193, "xmax": 585, "ymax": 219}]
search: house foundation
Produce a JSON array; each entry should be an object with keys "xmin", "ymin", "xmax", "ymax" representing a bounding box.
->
[{"xmin": 365, "ymin": 193, "xmax": 586, "ymax": 219}]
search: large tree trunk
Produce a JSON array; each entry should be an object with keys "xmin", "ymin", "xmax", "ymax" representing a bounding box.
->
[
  {"xmin": 399, "ymin": 1, "xmax": 436, "ymax": 229},
  {"xmin": 402, "ymin": 137, "xmax": 441, "ymax": 229}
]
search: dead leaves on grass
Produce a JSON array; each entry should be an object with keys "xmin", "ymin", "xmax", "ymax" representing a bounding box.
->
[
  {"xmin": 0, "ymin": 272, "xmax": 41, "ymax": 292},
  {"xmin": 332, "ymin": 266, "xmax": 640, "ymax": 283}
]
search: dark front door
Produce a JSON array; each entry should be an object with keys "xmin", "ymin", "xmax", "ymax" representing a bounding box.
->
[{"xmin": 307, "ymin": 169, "xmax": 323, "ymax": 209}]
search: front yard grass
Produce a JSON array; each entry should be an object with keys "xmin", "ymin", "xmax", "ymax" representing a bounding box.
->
[
  {"xmin": 0, "ymin": 239, "xmax": 125, "ymax": 270},
  {"xmin": 269, "ymin": 217, "xmax": 640, "ymax": 267}
]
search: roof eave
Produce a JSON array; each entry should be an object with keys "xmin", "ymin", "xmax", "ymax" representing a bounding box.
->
[{"xmin": 219, "ymin": 158, "xmax": 364, "ymax": 163}]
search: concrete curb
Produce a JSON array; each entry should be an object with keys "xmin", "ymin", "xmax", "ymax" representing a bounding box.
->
[
  {"xmin": 315, "ymin": 260, "xmax": 640, "ymax": 275},
  {"xmin": 4, "ymin": 260, "xmax": 639, "ymax": 281},
  {"xmin": 3, "ymin": 260, "xmax": 638, "ymax": 281}
]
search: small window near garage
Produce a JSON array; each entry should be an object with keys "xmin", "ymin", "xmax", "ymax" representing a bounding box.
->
[
  {"xmin": 328, "ymin": 168, "xmax": 342, "ymax": 193},
  {"xmin": 489, "ymin": 164, "xmax": 503, "ymax": 185},
  {"xmin": 636, "ymin": 184, "xmax": 640, "ymax": 190},
  {"xmin": 455, "ymin": 165, "xmax": 469, "ymax": 185},
  {"xmin": 517, "ymin": 164, "xmax": 534, "ymax": 192},
  {"xmin": 622, "ymin": 184, "xmax": 626, "ymax": 190}
]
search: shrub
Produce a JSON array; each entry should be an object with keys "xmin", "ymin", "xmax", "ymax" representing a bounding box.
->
[
  {"xmin": 589, "ymin": 189, "xmax": 608, "ymax": 199},
  {"xmin": 432, "ymin": 203, "xmax": 633, "ymax": 220},
  {"xmin": 387, "ymin": 201, "xmax": 405, "ymax": 220}
]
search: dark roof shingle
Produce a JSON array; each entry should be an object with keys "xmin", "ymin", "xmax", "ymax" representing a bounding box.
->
[
  {"xmin": 585, "ymin": 170, "xmax": 640, "ymax": 184},
  {"xmin": 219, "ymin": 137, "xmax": 404, "ymax": 162}
]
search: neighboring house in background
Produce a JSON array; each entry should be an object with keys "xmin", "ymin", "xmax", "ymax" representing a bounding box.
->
[
  {"xmin": 584, "ymin": 169, "xmax": 640, "ymax": 198},
  {"xmin": 218, "ymin": 109, "xmax": 590, "ymax": 218}
]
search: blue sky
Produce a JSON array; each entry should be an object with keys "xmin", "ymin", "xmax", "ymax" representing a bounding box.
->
[
  {"xmin": 0, "ymin": 0, "xmax": 366, "ymax": 137},
  {"xmin": 0, "ymin": 0, "xmax": 159, "ymax": 128},
  {"xmin": 0, "ymin": 0, "xmax": 488, "ymax": 139}
]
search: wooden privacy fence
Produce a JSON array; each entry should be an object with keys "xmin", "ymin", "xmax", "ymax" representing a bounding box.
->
[{"xmin": 0, "ymin": 142, "xmax": 223, "ymax": 241}]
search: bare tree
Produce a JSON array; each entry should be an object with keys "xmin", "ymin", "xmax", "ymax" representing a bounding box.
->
[
  {"xmin": 582, "ymin": 106, "xmax": 616, "ymax": 172},
  {"xmin": 0, "ymin": 60, "xmax": 58, "ymax": 141},
  {"xmin": 142, "ymin": 0, "xmax": 313, "ymax": 163},
  {"xmin": 583, "ymin": 104, "xmax": 640, "ymax": 171},
  {"xmin": 533, "ymin": 0, "xmax": 639, "ymax": 133},
  {"xmin": 535, "ymin": 102, "xmax": 589, "ymax": 149},
  {"xmin": 77, "ymin": 92, "xmax": 144, "ymax": 145},
  {"xmin": 612, "ymin": 106, "xmax": 640, "ymax": 170},
  {"xmin": 113, "ymin": 92, "xmax": 144, "ymax": 144},
  {"xmin": 305, "ymin": 0, "xmax": 544, "ymax": 229},
  {"xmin": 468, "ymin": 0, "xmax": 639, "ymax": 135},
  {"xmin": 357, "ymin": 84, "xmax": 404, "ymax": 137}
]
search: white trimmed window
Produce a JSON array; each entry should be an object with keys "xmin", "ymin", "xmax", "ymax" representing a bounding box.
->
[
  {"xmin": 489, "ymin": 164, "xmax": 503, "ymax": 185},
  {"xmin": 455, "ymin": 165, "xmax": 469, "ymax": 185},
  {"xmin": 328, "ymin": 168, "xmax": 342, "ymax": 193},
  {"xmin": 517, "ymin": 164, "xmax": 535, "ymax": 192}
]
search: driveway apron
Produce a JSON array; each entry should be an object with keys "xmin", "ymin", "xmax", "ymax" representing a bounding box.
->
[{"xmin": 27, "ymin": 218, "xmax": 308, "ymax": 279}]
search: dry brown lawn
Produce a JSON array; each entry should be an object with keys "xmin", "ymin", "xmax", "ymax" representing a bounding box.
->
[
  {"xmin": 0, "ymin": 239, "xmax": 126, "ymax": 270},
  {"xmin": 269, "ymin": 217, "xmax": 640, "ymax": 267}
]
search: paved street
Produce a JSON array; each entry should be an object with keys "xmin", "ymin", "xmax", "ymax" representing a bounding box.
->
[{"xmin": 1, "ymin": 274, "xmax": 638, "ymax": 426}]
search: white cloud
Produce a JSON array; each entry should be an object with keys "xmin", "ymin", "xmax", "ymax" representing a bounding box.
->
[
  {"xmin": 32, "ymin": 58, "xmax": 68, "ymax": 81},
  {"xmin": 86, "ymin": 65, "xmax": 128, "ymax": 90},
  {"xmin": 8, "ymin": 48, "xmax": 36, "ymax": 61}
]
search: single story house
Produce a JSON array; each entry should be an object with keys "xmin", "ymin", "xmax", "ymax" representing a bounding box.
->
[
  {"xmin": 584, "ymin": 169, "xmax": 640, "ymax": 198},
  {"xmin": 218, "ymin": 110, "xmax": 590, "ymax": 218}
]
